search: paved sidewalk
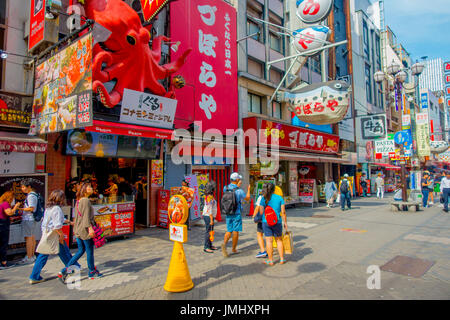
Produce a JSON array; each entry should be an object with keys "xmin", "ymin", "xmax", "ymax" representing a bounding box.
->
[{"xmin": 1, "ymin": 196, "xmax": 449, "ymax": 300}]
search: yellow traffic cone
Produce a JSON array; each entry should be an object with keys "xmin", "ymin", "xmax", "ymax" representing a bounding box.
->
[{"xmin": 164, "ymin": 241, "xmax": 194, "ymax": 292}]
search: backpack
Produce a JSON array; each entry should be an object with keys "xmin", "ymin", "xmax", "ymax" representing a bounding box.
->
[
  {"xmin": 264, "ymin": 205, "xmax": 278, "ymax": 227},
  {"xmin": 340, "ymin": 180, "xmax": 349, "ymax": 193},
  {"xmin": 220, "ymin": 187, "xmax": 238, "ymax": 215},
  {"xmin": 26, "ymin": 192, "xmax": 45, "ymax": 222}
]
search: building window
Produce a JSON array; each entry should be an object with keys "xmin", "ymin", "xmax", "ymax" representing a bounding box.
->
[
  {"xmin": 363, "ymin": 21, "xmax": 369, "ymax": 60},
  {"xmin": 365, "ymin": 63, "xmax": 373, "ymax": 104},
  {"xmin": 311, "ymin": 55, "xmax": 321, "ymax": 74},
  {"xmin": 270, "ymin": 101, "xmax": 282, "ymax": 119},
  {"xmin": 248, "ymin": 92, "xmax": 262, "ymax": 114},
  {"xmin": 247, "ymin": 20, "xmax": 262, "ymax": 42},
  {"xmin": 336, "ymin": 21, "xmax": 341, "ymax": 32},
  {"xmin": 269, "ymin": 32, "xmax": 282, "ymax": 52},
  {"xmin": 247, "ymin": 58, "xmax": 263, "ymax": 78}
]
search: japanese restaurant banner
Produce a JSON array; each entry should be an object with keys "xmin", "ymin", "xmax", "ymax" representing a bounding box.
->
[
  {"xmin": 416, "ymin": 112, "xmax": 431, "ymax": 157},
  {"xmin": 184, "ymin": 175, "xmax": 201, "ymax": 221},
  {"xmin": 170, "ymin": 0, "xmax": 238, "ymax": 133},
  {"xmin": 31, "ymin": 32, "xmax": 93, "ymax": 135},
  {"xmin": 151, "ymin": 160, "xmax": 164, "ymax": 187},
  {"xmin": 0, "ymin": 92, "xmax": 33, "ymax": 128},
  {"xmin": 29, "ymin": 0, "xmax": 46, "ymax": 51},
  {"xmin": 259, "ymin": 120, "xmax": 339, "ymax": 154},
  {"xmin": 157, "ymin": 189, "xmax": 170, "ymax": 229},
  {"xmin": 120, "ymin": 89, "xmax": 177, "ymax": 129}
]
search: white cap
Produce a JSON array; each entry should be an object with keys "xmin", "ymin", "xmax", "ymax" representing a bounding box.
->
[
  {"xmin": 344, "ymin": 174, "xmax": 349, "ymax": 178},
  {"xmin": 230, "ymin": 172, "xmax": 242, "ymax": 181}
]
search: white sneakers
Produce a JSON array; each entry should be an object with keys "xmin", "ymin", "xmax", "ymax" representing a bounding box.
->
[{"xmin": 19, "ymin": 256, "xmax": 36, "ymax": 264}]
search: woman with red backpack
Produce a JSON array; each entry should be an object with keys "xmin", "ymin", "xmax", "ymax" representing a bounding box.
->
[{"xmin": 258, "ymin": 183, "xmax": 288, "ymax": 266}]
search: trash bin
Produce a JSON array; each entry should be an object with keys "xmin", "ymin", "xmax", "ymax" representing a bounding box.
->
[{"xmin": 409, "ymin": 190, "xmax": 423, "ymax": 203}]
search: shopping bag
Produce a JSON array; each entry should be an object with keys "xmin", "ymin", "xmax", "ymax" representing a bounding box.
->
[
  {"xmin": 272, "ymin": 231, "xmax": 293, "ymax": 254},
  {"xmin": 282, "ymin": 231, "xmax": 293, "ymax": 254},
  {"xmin": 336, "ymin": 193, "xmax": 341, "ymax": 203},
  {"xmin": 440, "ymin": 194, "xmax": 444, "ymax": 204},
  {"xmin": 36, "ymin": 229, "xmax": 60, "ymax": 255}
]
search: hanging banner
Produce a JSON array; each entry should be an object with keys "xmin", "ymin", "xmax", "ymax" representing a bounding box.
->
[
  {"xmin": 151, "ymin": 160, "xmax": 164, "ymax": 187},
  {"xmin": 184, "ymin": 175, "xmax": 201, "ymax": 221},
  {"xmin": 402, "ymin": 114, "xmax": 411, "ymax": 130},
  {"xmin": 29, "ymin": 0, "xmax": 46, "ymax": 52},
  {"xmin": 415, "ymin": 113, "xmax": 431, "ymax": 157},
  {"xmin": 170, "ymin": 0, "xmax": 238, "ymax": 133},
  {"xmin": 31, "ymin": 32, "xmax": 93, "ymax": 135}
]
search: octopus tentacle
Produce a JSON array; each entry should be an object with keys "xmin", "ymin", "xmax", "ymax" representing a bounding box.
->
[{"xmin": 93, "ymin": 81, "xmax": 122, "ymax": 108}]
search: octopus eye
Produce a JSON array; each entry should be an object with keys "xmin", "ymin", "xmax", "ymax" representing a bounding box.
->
[{"xmin": 127, "ymin": 35, "xmax": 136, "ymax": 45}]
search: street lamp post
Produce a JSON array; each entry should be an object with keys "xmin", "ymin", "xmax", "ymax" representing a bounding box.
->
[{"xmin": 374, "ymin": 60, "xmax": 424, "ymax": 202}]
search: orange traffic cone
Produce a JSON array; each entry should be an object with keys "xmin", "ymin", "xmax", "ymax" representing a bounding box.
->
[
  {"xmin": 164, "ymin": 241, "xmax": 194, "ymax": 293},
  {"xmin": 248, "ymin": 198, "xmax": 254, "ymax": 216}
]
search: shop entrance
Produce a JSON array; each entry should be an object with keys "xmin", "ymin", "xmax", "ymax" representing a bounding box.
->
[{"xmin": 72, "ymin": 157, "xmax": 149, "ymax": 225}]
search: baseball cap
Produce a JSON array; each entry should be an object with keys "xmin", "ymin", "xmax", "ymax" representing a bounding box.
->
[
  {"xmin": 230, "ymin": 172, "xmax": 242, "ymax": 181},
  {"xmin": 343, "ymin": 174, "xmax": 349, "ymax": 178}
]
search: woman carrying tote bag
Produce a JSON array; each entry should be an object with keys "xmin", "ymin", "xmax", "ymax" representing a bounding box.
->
[
  {"xmin": 29, "ymin": 190, "xmax": 79, "ymax": 284},
  {"xmin": 60, "ymin": 182, "xmax": 103, "ymax": 282}
]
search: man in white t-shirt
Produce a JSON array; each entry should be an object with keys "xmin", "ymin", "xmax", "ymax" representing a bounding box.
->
[{"xmin": 375, "ymin": 174, "xmax": 385, "ymax": 199}]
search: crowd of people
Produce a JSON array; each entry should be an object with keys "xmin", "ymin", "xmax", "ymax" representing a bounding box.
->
[{"xmin": 1, "ymin": 169, "xmax": 449, "ymax": 282}]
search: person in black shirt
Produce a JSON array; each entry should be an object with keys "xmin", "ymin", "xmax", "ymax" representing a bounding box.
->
[{"xmin": 118, "ymin": 177, "xmax": 132, "ymax": 200}]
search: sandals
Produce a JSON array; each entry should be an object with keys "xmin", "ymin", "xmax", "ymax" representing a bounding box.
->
[
  {"xmin": 263, "ymin": 260, "xmax": 274, "ymax": 266},
  {"xmin": 211, "ymin": 246, "xmax": 219, "ymax": 250},
  {"xmin": 203, "ymin": 249, "xmax": 214, "ymax": 253},
  {"xmin": 279, "ymin": 259, "xmax": 287, "ymax": 265}
]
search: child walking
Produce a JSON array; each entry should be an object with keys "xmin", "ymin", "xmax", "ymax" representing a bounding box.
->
[{"xmin": 202, "ymin": 182, "xmax": 218, "ymax": 253}]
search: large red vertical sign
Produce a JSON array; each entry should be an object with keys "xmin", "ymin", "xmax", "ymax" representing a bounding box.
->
[
  {"xmin": 170, "ymin": 0, "xmax": 238, "ymax": 134},
  {"xmin": 29, "ymin": 0, "xmax": 46, "ymax": 52}
]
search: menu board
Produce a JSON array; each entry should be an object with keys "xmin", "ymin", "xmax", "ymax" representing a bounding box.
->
[
  {"xmin": 82, "ymin": 202, "xmax": 135, "ymax": 238},
  {"xmin": 299, "ymin": 179, "xmax": 315, "ymax": 204},
  {"xmin": 151, "ymin": 160, "xmax": 163, "ymax": 187},
  {"xmin": 65, "ymin": 130, "xmax": 118, "ymax": 157},
  {"xmin": 116, "ymin": 136, "xmax": 160, "ymax": 159},
  {"xmin": 31, "ymin": 32, "xmax": 93, "ymax": 134},
  {"xmin": 157, "ymin": 189, "xmax": 170, "ymax": 228},
  {"xmin": 0, "ymin": 173, "xmax": 47, "ymax": 204}
]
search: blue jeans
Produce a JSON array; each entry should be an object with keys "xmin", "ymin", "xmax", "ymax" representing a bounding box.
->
[
  {"xmin": 341, "ymin": 192, "xmax": 351, "ymax": 209},
  {"xmin": 203, "ymin": 216, "xmax": 214, "ymax": 250},
  {"xmin": 422, "ymin": 189, "xmax": 430, "ymax": 207},
  {"xmin": 443, "ymin": 188, "xmax": 450, "ymax": 212},
  {"xmin": 62, "ymin": 238, "xmax": 95, "ymax": 274},
  {"xmin": 29, "ymin": 242, "xmax": 80, "ymax": 281}
]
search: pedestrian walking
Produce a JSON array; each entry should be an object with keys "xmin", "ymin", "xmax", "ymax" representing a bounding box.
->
[
  {"xmin": 29, "ymin": 190, "xmax": 80, "ymax": 284},
  {"xmin": 339, "ymin": 174, "xmax": 353, "ymax": 211},
  {"xmin": 421, "ymin": 171, "xmax": 432, "ymax": 208},
  {"xmin": 324, "ymin": 177, "xmax": 337, "ymax": 208},
  {"xmin": 0, "ymin": 191, "xmax": 21, "ymax": 269},
  {"xmin": 360, "ymin": 173, "xmax": 368, "ymax": 197},
  {"xmin": 258, "ymin": 183, "xmax": 288, "ymax": 266},
  {"xmin": 202, "ymin": 182, "xmax": 218, "ymax": 253},
  {"xmin": 252, "ymin": 194, "xmax": 267, "ymax": 258},
  {"xmin": 440, "ymin": 172, "xmax": 450, "ymax": 213},
  {"xmin": 375, "ymin": 173, "xmax": 385, "ymax": 199},
  {"xmin": 60, "ymin": 182, "xmax": 103, "ymax": 282},
  {"xmin": 221, "ymin": 172, "xmax": 250, "ymax": 257},
  {"xmin": 428, "ymin": 174, "xmax": 435, "ymax": 206},
  {"xmin": 434, "ymin": 172, "xmax": 443, "ymax": 200},
  {"xmin": 17, "ymin": 179, "xmax": 43, "ymax": 264}
]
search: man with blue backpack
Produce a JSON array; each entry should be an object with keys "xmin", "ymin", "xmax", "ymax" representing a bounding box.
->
[
  {"xmin": 17, "ymin": 179, "xmax": 44, "ymax": 264},
  {"xmin": 220, "ymin": 172, "xmax": 250, "ymax": 257}
]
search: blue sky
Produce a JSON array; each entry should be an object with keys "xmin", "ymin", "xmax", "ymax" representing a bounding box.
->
[{"xmin": 383, "ymin": 0, "xmax": 450, "ymax": 63}]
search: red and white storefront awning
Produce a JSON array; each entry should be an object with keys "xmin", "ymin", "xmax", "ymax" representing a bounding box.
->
[
  {"xmin": 0, "ymin": 131, "xmax": 47, "ymax": 153},
  {"xmin": 84, "ymin": 120, "xmax": 174, "ymax": 140},
  {"xmin": 370, "ymin": 162, "xmax": 401, "ymax": 170}
]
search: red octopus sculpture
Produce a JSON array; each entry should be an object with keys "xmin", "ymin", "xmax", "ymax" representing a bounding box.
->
[{"xmin": 82, "ymin": 0, "xmax": 192, "ymax": 108}]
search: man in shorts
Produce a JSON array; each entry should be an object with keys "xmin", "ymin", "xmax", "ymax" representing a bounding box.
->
[
  {"xmin": 18, "ymin": 179, "xmax": 42, "ymax": 264},
  {"xmin": 221, "ymin": 173, "xmax": 250, "ymax": 257}
]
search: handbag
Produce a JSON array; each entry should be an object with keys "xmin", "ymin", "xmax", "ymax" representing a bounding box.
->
[
  {"xmin": 76, "ymin": 201, "xmax": 106, "ymax": 248},
  {"xmin": 253, "ymin": 212, "xmax": 262, "ymax": 223},
  {"xmin": 440, "ymin": 194, "xmax": 444, "ymax": 204},
  {"xmin": 336, "ymin": 193, "xmax": 341, "ymax": 203},
  {"xmin": 36, "ymin": 228, "xmax": 60, "ymax": 255}
]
